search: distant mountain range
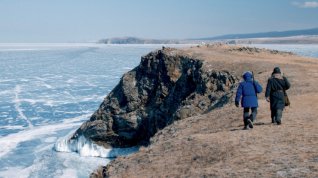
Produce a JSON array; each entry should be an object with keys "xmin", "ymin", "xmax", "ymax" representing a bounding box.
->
[
  {"xmin": 98, "ymin": 37, "xmax": 181, "ymax": 44},
  {"xmin": 197, "ymin": 27, "xmax": 318, "ymax": 40},
  {"xmin": 98, "ymin": 28, "xmax": 318, "ymax": 44}
]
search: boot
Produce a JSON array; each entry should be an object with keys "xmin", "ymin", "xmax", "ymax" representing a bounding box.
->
[
  {"xmin": 247, "ymin": 119, "xmax": 253, "ymax": 129},
  {"xmin": 271, "ymin": 117, "xmax": 276, "ymax": 123}
]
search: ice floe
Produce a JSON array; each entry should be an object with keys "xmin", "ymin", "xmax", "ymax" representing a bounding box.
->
[{"xmin": 54, "ymin": 134, "xmax": 138, "ymax": 158}]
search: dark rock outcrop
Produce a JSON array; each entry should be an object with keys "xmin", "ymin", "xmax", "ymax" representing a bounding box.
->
[
  {"xmin": 228, "ymin": 46, "xmax": 294, "ymax": 55},
  {"xmin": 71, "ymin": 48, "xmax": 238, "ymax": 148}
]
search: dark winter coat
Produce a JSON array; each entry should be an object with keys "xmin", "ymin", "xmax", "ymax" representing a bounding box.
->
[
  {"xmin": 265, "ymin": 74, "xmax": 291, "ymax": 110},
  {"xmin": 235, "ymin": 72, "xmax": 263, "ymax": 108}
]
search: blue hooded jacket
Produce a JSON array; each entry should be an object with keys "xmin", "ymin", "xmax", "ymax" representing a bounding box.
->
[{"xmin": 235, "ymin": 72, "xmax": 263, "ymax": 108}]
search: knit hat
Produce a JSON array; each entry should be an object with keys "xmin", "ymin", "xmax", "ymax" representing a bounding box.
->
[{"xmin": 273, "ymin": 67, "xmax": 281, "ymax": 74}]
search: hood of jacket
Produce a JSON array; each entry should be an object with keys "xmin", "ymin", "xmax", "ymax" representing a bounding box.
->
[{"xmin": 243, "ymin": 71, "xmax": 253, "ymax": 81}]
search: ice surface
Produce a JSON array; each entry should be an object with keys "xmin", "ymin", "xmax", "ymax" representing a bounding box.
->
[
  {"xmin": 248, "ymin": 44, "xmax": 318, "ymax": 58},
  {"xmin": 0, "ymin": 44, "xmax": 176, "ymax": 177}
]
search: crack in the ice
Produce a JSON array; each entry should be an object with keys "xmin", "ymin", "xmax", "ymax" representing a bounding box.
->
[{"xmin": 14, "ymin": 85, "xmax": 34, "ymax": 128}]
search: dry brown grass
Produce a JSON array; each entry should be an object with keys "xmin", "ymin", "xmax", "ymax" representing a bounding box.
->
[{"xmin": 99, "ymin": 44, "xmax": 318, "ymax": 178}]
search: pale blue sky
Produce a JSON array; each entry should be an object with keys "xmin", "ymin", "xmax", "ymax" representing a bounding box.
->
[{"xmin": 0, "ymin": 0, "xmax": 318, "ymax": 42}]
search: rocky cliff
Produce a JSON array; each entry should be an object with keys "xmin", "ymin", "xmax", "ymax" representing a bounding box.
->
[{"xmin": 71, "ymin": 47, "xmax": 238, "ymax": 148}]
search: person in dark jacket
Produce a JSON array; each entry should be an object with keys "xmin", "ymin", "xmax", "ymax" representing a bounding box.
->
[
  {"xmin": 265, "ymin": 67, "xmax": 291, "ymax": 125},
  {"xmin": 235, "ymin": 71, "xmax": 263, "ymax": 129}
]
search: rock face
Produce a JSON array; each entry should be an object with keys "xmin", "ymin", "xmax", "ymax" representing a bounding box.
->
[{"xmin": 71, "ymin": 48, "xmax": 238, "ymax": 148}]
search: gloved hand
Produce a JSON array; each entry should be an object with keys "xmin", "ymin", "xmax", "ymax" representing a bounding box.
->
[{"xmin": 235, "ymin": 101, "xmax": 239, "ymax": 107}]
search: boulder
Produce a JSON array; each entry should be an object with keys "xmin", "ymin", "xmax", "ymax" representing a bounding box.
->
[{"xmin": 71, "ymin": 48, "xmax": 238, "ymax": 148}]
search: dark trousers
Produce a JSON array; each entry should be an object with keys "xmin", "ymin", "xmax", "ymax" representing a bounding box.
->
[
  {"xmin": 243, "ymin": 107, "xmax": 257, "ymax": 127},
  {"xmin": 271, "ymin": 109, "xmax": 283, "ymax": 124}
]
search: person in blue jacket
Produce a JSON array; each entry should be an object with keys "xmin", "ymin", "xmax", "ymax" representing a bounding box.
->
[{"xmin": 235, "ymin": 71, "xmax": 263, "ymax": 129}]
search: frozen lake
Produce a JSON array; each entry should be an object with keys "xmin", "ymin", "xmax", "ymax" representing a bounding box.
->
[
  {"xmin": 248, "ymin": 44, "xmax": 318, "ymax": 58},
  {"xmin": 0, "ymin": 44, "xmax": 181, "ymax": 178}
]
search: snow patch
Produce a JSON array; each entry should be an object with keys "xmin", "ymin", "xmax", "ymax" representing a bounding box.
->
[
  {"xmin": 0, "ymin": 125, "xmax": 25, "ymax": 130},
  {"xmin": 57, "ymin": 169, "xmax": 78, "ymax": 178},
  {"xmin": 0, "ymin": 114, "xmax": 90, "ymax": 158},
  {"xmin": 44, "ymin": 137, "xmax": 57, "ymax": 143},
  {"xmin": 0, "ymin": 166, "xmax": 32, "ymax": 178}
]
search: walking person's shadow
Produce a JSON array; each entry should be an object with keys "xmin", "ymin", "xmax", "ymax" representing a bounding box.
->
[{"xmin": 229, "ymin": 122, "xmax": 269, "ymax": 131}]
